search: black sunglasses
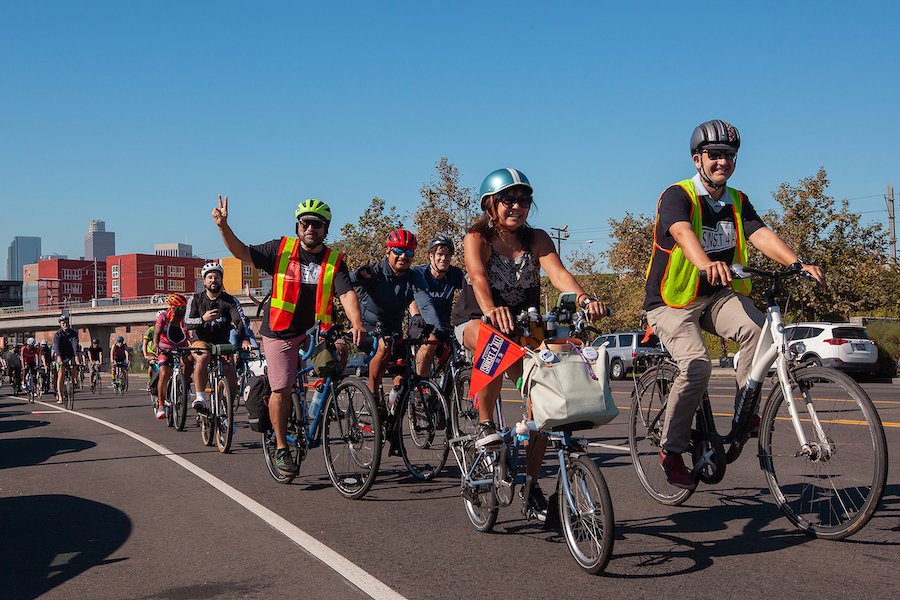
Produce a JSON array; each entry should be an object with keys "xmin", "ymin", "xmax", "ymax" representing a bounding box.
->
[
  {"xmin": 496, "ymin": 194, "xmax": 533, "ymax": 209},
  {"xmin": 299, "ymin": 219, "xmax": 325, "ymax": 230},
  {"xmin": 704, "ymin": 149, "xmax": 737, "ymax": 161}
]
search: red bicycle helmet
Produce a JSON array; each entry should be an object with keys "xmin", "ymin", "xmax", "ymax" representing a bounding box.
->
[
  {"xmin": 386, "ymin": 228, "xmax": 417, "ymax": 249},
  {"xmin": 167, "ymin": 293, "xmax": 188, "ymax": 307}
]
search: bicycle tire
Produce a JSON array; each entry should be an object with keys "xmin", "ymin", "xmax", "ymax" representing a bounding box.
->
[
  {"xmin": 462, "ymin": 443, "xmax": 499, "ymax": 532},
  {"xmin": 399, "ymin": 379, "xmax": 450, "ymax": 480},
  {"xmin": 759, "ymin": 365, "xmax": 888, "ymax": 540},
  {"xmin": 262, "ymin": 394, "xmax": 303, "ymax": 484},
  {"xmin": 559, "ymin": 454, "xmax": 615, "ymax": 574},
  {"xmin": 450, "ymin": 368, "xmax": 479, "ymax": 438},
  {"xmin": 215, "ymin": 378, "xmax": 234, "ymax": 453},
  {"xmin": 173, "ymin": 375, "xmax": 188, "ymax": 431},
  {"xmin": 26, "ymin": 372, "xmax": 35, "ymax": 403},
  {"xmin": 200, "ymin": 408, "xmax": 215, "ymax": 446},
  {"xmin": 322, "ymin": 378, "xmax": 382, "ymax": 499},
  {"xmin": 628, "ymin": 363, "xmax": 694, "ymax": 506},
  {"xmin": 65, "ymin": 377, "xmax": 75, "ymax": 410},
  {"xmin": 122, "ymin": 371, "xmax": 129, "ymax": 393}
]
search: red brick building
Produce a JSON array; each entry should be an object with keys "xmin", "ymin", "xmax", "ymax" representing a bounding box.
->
[
  {"xmin": 34, "ymin": 258, "xmax": 107, "ymax": 309},
  {"xmin": 107, "ymin": 254, "xmax": 206, "ymax": 299}
]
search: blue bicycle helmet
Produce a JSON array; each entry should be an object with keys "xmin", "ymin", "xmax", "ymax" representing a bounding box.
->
[{"xmin": 479, "ymin": 168, "xmax": 532, "ymax": 211}]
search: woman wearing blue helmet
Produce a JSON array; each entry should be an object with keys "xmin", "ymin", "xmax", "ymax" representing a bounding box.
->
[{"xmin": 450, "ymin": 167, "xmax": 609, "ymax": 520}]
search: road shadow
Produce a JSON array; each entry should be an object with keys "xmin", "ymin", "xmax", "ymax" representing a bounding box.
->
[
  {"xmin": 0, "ymin": 494, "xmax": 132, "ymax": 600},
  {"xmin": 0, "ymin": 418, "xmax": 50, "ymax": 434},
  {"xmin": 841, "ymin": 483, "xmax": 900, "ymax": 543},
  {"xmin": 0, "ymin": 437, "xmax": 96, "ymax": 470}
]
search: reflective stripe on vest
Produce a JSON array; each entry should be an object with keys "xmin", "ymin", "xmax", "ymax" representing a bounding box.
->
[
  {"xmin": 268, "ymin": 237, "xmax": 344, "ymax": 332},
  {"xmin": 647, "ymin": 179, "xmax": 751, "ymax": 308}
]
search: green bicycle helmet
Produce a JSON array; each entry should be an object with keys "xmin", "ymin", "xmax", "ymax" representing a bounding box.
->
[
  {"xmin": 295, "ymin": 198, "xmax": 333, "ymax": 223},
  {"xmin": 479, "ymin": 168, "xmax": 532, "ymax": 211}
]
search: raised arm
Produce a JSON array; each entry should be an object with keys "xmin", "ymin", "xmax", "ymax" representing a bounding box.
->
[{"xmin": 213, "ymin": 195, "xmax": 252, "ymax": 263}]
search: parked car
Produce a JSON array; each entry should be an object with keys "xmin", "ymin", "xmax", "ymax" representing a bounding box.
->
[
  {"xmin": 784, "ymin": 322, "xmax": 877, "ymax": 374},
  {"xmin": 591, "ymin": 331, "xmax": 668, "ymax": 380},
  {"xmin": 342, "ymin": 352, "xmax": 370, "ymax": 378}
]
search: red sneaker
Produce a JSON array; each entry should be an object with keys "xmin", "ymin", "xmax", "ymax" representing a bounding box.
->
[{"xmin": 659, "ymin": 449, "xmax": 696, "ymax": 490}]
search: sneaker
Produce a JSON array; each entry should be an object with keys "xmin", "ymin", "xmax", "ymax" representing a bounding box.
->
[
  {"xmin": 156, "ymin": 406, "xmax": 167, "ymax": 420},
  {"xmin": 192, "ymin": 398, "xmax": 208, "ymax": 414},
  {"xmin": 274, "ymin": 447, "xmax": 299, "ymax": 476},
  {"xmin": 747, "ymin": 414, "xmax": 761, "ymax": 438},
  {"xmin": 56, "ymin": 398, "xmax": 64, "ymax": 405},
  {"xmin": 474, "ymin": 421, "xmax": 503, "ymax": 448},
  {"xmin": 659, "ymin": 449, "xmax": 696, "ymax": 490},
  {"xmin": 524, "ymin": 483, "xmax": 549, "ymax": 522}
]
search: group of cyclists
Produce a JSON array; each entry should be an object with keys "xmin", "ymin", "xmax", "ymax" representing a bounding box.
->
[{"xmin": 4, "ymin": 118, "xmax": 826, "ymax": 504}]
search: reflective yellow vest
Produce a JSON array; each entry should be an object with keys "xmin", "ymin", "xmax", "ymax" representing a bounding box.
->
[
  {"xmin": 269, "ymin": 237, "xmax": 344, "ymax": 332},
  {"xmin": 646, "ymin": 179, "xmax": 751, "ymax": 308}
]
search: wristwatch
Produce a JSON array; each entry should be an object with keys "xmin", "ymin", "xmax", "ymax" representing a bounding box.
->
[{"xmin": 790, "ymin": 257, "xmax": 808, "ymax": 269}]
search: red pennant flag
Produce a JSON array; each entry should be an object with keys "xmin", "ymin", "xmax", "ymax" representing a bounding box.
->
[{"xmin": 469, "ymin": 322, "xmax": 526, "ymax": 399}]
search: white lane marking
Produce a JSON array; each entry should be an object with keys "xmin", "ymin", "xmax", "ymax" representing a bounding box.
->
[
  {"xmin": 588, "ymin": 442, "xmax": 630, "ymax": 453},
  {"xmin": 22, "ymin": 397, "xmax": 407, "ymax": 600}
]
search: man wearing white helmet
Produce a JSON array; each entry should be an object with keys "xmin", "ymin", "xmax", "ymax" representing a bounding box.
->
[{"xmin": 184, "ymin": 261, "xmax": 248, "ymax": 413}]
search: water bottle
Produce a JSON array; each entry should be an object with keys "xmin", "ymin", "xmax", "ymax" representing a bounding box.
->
[
  {"xmin": 387, "ymin": 385, "xmax": 400, "ymax": 414},
  {"xmin": 309, "ymin": 381, "xmax": 325, "ymax": 419}
]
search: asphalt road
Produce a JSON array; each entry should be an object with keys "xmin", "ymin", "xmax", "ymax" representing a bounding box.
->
[{"xmin": 1, "ymin": 373, "xmax": 898, "ymax": 600}]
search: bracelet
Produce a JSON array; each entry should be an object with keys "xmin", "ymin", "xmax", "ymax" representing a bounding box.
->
[
  {"xmin": 580, "ymin": 296, "xmax": 599, "ymax": 309},
  {"xmin": 791, "ymin": 257, "xmax": 808, "ymax": 269},
  {"xmin": 576, "ymin": 292, "xmax": 589, "ymax": 304}
]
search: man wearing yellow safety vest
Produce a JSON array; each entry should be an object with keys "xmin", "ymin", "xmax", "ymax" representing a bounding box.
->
[
  {"xmin": 644, "ymin": 120, "xmax": 825, "ymax": 490},
  {"xmin": 213, "ymin": 195, "xmax": 365, "ymax": 477}
]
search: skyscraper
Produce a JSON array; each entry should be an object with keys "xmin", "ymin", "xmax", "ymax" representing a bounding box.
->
[
  {"xmin": 7, "ymin": 236, "xmax": 41, "ymax": 280},
  {"xmin": 84, "ymin": 220, "xmax": 116, "ymax": 261}
]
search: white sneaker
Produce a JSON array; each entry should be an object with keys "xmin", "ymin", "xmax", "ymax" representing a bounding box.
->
[
  {"xmin": 192, "ymin": 397, "xmax": 208, "ymax": 413},
  {"xmin": 155, "ymin": 406, "xmax": 167, "ymax": 420}
]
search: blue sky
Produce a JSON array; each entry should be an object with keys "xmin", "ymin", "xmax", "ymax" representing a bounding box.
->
[{"xmin": 3, "ymin": 1, "xmax": 898, "ymax": 277}]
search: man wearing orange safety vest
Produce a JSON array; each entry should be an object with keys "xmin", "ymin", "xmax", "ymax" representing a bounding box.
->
[
  {"xmin": 644, "ymin": 120, "xmax": 825, "ymax": 490},
  {"xmin": 213, "ymin": 195, "xmax": 365, "ymax": 477}
]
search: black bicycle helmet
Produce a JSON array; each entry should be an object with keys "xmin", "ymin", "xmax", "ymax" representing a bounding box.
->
[
  {"xmin": 428, "ymin": 234, "xmax": 455, "ymax": 254},
  {"xmin": 690, "ymin": 119, "xmax": 741, "ymax": 155}
]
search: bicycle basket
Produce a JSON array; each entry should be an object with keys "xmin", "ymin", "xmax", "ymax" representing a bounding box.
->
[{"xmin": 521, "ymin": 338, "xmax": 617, "ymax": 432}]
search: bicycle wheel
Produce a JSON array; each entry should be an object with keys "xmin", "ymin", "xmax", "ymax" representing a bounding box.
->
[
  {"xmin": 91, "ymin": 373, "xmax": 98, "ymax": 394},
  {"xmin": 322, "ymin": 378, "xmax": 382, "ymax": 499},
  {"xmin": 173, "ymin": 375, "xmax": 188, "ymax": 431},
  {"xmin": 65, "ymin": 377, "xmax": 75, "ymax": 410},
  {"xmin": 27, "ymin": 373, "xmax": 35, "ymax": 403},
  {"xmin": 629, "ymin": 363, "xmax": 693, "ymax": 506},
  {"xmin": 122, "ymin": 371, "xmax": 129, "ymax": 392},
  {"xmin": 450, "ymin": 368, "xmax": 479, "ymax": 438},
  {"xmin": 559, "ymin": 454, "xmax": 615, "ymax": 574},
  {"xmin": 215, "ymin": 378, "xmax": 235, "ymax": 453},
  {"xmin": 759, "ymin": 366, "xmax": 887, "ymax": 540},
  {"xmin": 262, "ymin": 393, "xmax": 303, "ymax": 484},
  {"xmin": 462, "ymin": 444, "xmax": 499, "ymax": 532},
  {"xmin": 400, "ymin": 379, "xmax": 450, "ymax": 480}
]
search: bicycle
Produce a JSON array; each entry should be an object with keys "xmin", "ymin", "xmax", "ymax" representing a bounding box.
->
[
  {"xmin": 430, "ymin": 336, "xmax": 477, "ymax": 439},
  {"xmin": 261, "ymin": 323, "xmax": 382, "ymax": 500},
  {"xmin": 194, "ymin": 344, "xmax": 237, "ymax": 453},
  {"xmin": 90, "ymin": 364, "xmax": 102, "ymax": 394},
  {"xmin": 158, "ymin": 349, "xmax": 191, "ymax": 430},
  {"xmin": 448, "ymin": 315, "xmax": 615, "ymax": 574},
  {"xmin": 111, "ymin": 362, "xmax": 129, "ymax": 396},
  {"xmin": 629, "ymin": 264, "xmax": 888, "ymax": 540},
  {"xmin": 371, "ymin": 324, "xmax": 451, "ymax": 482},
  {"xmin": 23, "ymin": 368, "xmax": 37, "ymax": 403},
  {"xmin": 60, "ymin": 360, "xmax": 76, "ymax": 410}
]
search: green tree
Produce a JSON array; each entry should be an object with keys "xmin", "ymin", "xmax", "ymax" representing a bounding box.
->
[
  {"xmin": 597, "ymin": 211, "xmax": 655, "ymax": 330},
  {"xmin": 411, "ymin": 157, "xmax": 479, "ymax": 266},
  {"xmin": 760, "ymin": 168, "xmax": 894, "ymax": 321},
  {"xmin": 332, "ymin": 197, "xmax": 403, "ymax": 269}
]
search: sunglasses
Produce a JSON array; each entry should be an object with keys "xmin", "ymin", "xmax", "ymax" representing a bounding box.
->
[
  {"xmin": 704, "ymin": 149, "xmax": 737, "ymax": 161},
  {"xmin": 299, "ymin": 219, "xmax": 325, "ymax": 230},
  {"xmin": 390, "ymin": 247, "xmax": 415, "ymax": 258},
  {"xmin": 496, "ymin": 195, "xmax": 533, "ymax": 209}
]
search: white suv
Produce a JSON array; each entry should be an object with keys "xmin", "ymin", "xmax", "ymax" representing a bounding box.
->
[{"xmin": 784, "ymin": 322, "xmax": 877, "ymax": 374}]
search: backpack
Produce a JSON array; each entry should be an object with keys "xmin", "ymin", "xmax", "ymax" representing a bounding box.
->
[{"xmin": 245, "ymin": 374, "xmax": 272, "ymax": 432}]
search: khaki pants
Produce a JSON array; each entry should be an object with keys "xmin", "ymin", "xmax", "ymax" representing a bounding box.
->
[{"xmin": 647, "ymin": 289, "xmax": 765, "ymax": 454}]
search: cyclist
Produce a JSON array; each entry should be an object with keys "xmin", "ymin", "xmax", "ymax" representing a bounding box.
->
[
  {"xmin": 184, "ymin": 261, "xmax": 247, "ymax": 413},
  {"xmin": 645, "ymin": 119, "xmax": 825, "ymax": 489},
  {"xmin": 142, "ymin": 319, "xmax": 160, "ymax": 405},
  {"xmin": 39, "ymin": 340, "xmax": 53, "ymax": 393},
  {"xmin": 5, "ymin": 348, "xmax": 22, "ymax": 394},
  {"xmin": 450, "ymin": 167, "xmax": 608, "ymax": 520},
  {"xmin": 411, "ymin": 235, "xmax": 465, "ymax": 377},
  {"xmin": 351, "ymin": 228, "xmax": 441, "ymax": 402},
  {"xmin": 53, "ymin": 314, "xmax": 79, "ymax": 404},
  {"xmin": 85, "ymin": 339, "xmax": 103, "ymax": 384},
  {"xmin": 154, "ymin": 294, "xmax": 193, "ymax": 419},
  {"xmin": 110, "ymin": 336, "xmax": 131, "ymax": 387},
  {"xmin": 20, "ymin": 338, "xmax": 41, "ymax": 393},
  {"xmin": 212, "ymin": 195, "xmax": 365, "ymax": 477}
]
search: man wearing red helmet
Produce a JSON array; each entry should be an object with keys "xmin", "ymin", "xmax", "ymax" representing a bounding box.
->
[
  {"xmin": 351, "ymin": 228, "xmax": 441, "ymax": 397},
  {"xmin": 646, "ymin": 119, "xmax": 825, "ymax": 490}
]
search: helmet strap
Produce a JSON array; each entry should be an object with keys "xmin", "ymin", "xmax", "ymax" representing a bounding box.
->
[{"xmin": 698, "ymin": 163, "xmax": 725, "ymax": 190}]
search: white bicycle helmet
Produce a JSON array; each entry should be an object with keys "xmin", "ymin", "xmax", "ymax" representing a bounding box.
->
[{"xmin": 201, "ymin": 261, "xmax": 224, "ymax": 277}]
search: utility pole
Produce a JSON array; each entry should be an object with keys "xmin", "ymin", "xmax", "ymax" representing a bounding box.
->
[
  {"xmin": 550, "ymin": 225, "xmax": 570, "ymax": 256},
  {"xmin": 887, "ymin": 185, "xmax": 897, "ymax": 262}
]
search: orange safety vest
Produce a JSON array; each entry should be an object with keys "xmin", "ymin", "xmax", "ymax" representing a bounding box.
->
[{"xmin": 269, "ymin": 237, "xmax": 344, "ymax": 332}]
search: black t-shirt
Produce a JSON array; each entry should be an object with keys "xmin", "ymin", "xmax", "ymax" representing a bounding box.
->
[
  {"xmin": 249, "ymin": 240, "xmax": 353, "ymax": 340},
  {"xmin": 644, "ymin": 180, "xmax": 765, "ymax": 311},
  {"xmin": 185, "ymin": 291, "xmax": 245, "ymax": 344},
  {"xmin": 85, "ymin": 346, "xmax": 103, "ymax": 361}
]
